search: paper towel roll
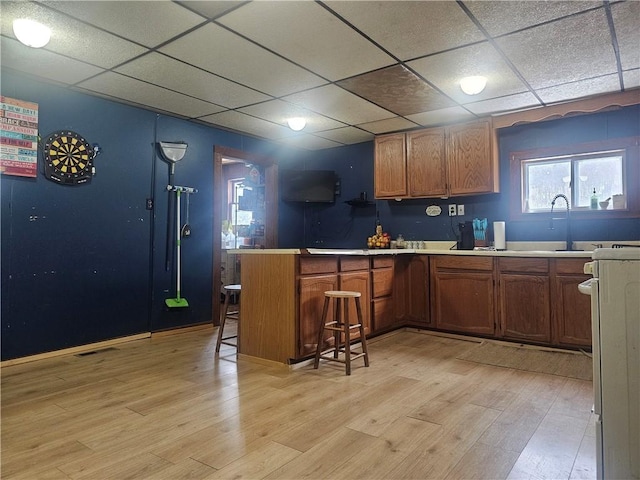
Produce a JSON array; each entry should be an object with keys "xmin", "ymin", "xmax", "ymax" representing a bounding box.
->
[{"xmin": 494, "ymin": 221, "xmax": 506, "ymax": 250}]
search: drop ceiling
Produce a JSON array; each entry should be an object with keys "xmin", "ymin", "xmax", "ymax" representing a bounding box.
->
[{"xmin": 1, "ymin": 1, "xmax": 638, "ymax": 150}]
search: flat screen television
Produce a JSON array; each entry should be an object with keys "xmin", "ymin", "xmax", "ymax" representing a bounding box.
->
[{"xmin": 280, "ymin": 170, "xmax": 337, "ymax": 203}]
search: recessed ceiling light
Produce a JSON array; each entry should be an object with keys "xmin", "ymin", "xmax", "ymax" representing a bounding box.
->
[
  {"xmin": 460, "ymin": 76, "xmax": 487, "ymax": 96},
  {"xmin": 287, "ymin": 117, "xmax": 306, "ymax": 131},
  {"xmin": 13, "ymin": 18, "xmax": 51, "ymax": 48}
]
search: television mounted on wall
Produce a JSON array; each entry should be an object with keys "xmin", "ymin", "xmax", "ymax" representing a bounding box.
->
[{"xmin": 280, "ymin": 170, "xmax": 338, "ymax": 203}]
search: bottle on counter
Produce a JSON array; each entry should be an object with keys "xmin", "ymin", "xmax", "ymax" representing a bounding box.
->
[
  {"xmin": 396, "ymin": 234, "xmax": 405, "ymax": 249},
  {"xmin": 590, "ymin": 188, "xmax": 598, "ymax": 209}
]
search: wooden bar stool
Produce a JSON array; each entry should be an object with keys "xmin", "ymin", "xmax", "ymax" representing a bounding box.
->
[
  {"xmin": 313, "ymin": 290, "xmax": 370, "ymax": 375},
  {"xmin": 216, "ymin": 284, "xmax": 241, "ymax": 353}
]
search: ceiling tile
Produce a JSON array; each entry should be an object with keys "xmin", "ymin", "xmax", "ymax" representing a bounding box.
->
[
  {"xmin": 495, "ymin": 9, "xmax": 617, "ymax": 89},
  {"xmin": 357, "ymin": 117, "xmax": 421, "ymax": 135},
  {"xmin": 324, "ymin": 1, "xmax": 485, "ymax": 60},
  {"xmin": 464, "ymin": 0, "xmax": 602, "ymax": 37},
  {"xmin": 177, "ymin": 1, "xmax": 239, "ymax": 20},
  {"xmin": 217, "ymin": 1, "xmax": 395, "ymax": 81},
  {"xmin": 1, "ymin": 37, "xmax": 104, "ymax": 85},
  {"xmin": 610, "ymin": 1, "xmax": 640, "ymax": 71},
  {"xmin": 277, "ymin": 135, "xmax": 343, "ymax": 151},
  {"xmin": 406, "ymin": 107, "xmax": 475, "ymax": 127},
  {"xmin": 199, "ymin": 110, "xmax": 292, "ymax": 140},
  {"xmin": 464, "ymin": 92, "xmax": 541, "ymax": 115},
  {"xmin": 41, "ymin": 1, "xmax": 206, "ymax": 48},
  {"xmin": 535, "ymin": 74, "xmax": 623, "ymax": 104},
  {"xmin": 115, "ymin": 53, "xmax": 270, "ymax": 109},
  {"xmin": 408, "ymin": 42, "xmax": 529, "ymax": 104},
  {"xmin": 76, "ymin": 72, "xmax": 226, "ymax": 118},
  {"xmin": 158, "ymin": 23, "xmax": 327, "ymax": 97},
  {"xmin": 313, "ymin": 127, "xmax": 374, "ymax": 145},
  {"xmin": 337, "ymin": 65, "xmax": 456, "ymax": 116},
  {"xmin": 283, "ymin": 85, "xmax": 395, "ymax": 125},
  {"xmin": 623, "ymin": 70, "xmax": 640, "ymax": 90},
  {"xmin": 0, "ymin": 1, "xmax": 147, "ymax": 69},
  {"xmin": 238, "ymin": 100, "xmax": 347, "ymax": 133}
]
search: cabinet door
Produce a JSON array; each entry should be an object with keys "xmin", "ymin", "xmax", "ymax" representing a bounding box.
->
[
  {"xmin": 430, "ymin": 257, "xmax": 495, "ymax": 335},
  {"xmin": 499, "ymin": 273, "xmax": 551, "ymax": 342},
  {"xmin": 395, "ymin": 255, "xmax": 429, "ymax": 325},
  {"xmin": 374, "ymin": 133, "xmax": 407, "ymax": 198},
  {"xmin": 447, "ymin": 120, "xmax": 496, "ymax": 196},
  {"xmin": 554, "ymin": 275, "xmax": 592, "ymax": 347},
  {"xmin": 407, "ymin": 128, "xmax": 447, "ymax": 198},
  {"xmin": 298, "ymin": 274, "xmax": 338, "ymax": 357},
  {"xmin": 339, "ymin": 270, "xmax": 371, "ymax": 336}
]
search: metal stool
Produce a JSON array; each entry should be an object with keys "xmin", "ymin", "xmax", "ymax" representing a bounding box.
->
[
  {"xmin": 313, "ymin": 290, "xmax": 370, "ymax": 375},
  {"xmin": 216, "ymin": 284, "xmax": 241, "ymax": 353}
]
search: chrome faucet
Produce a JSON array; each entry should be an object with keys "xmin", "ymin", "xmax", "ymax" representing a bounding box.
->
[{"xmin": 550, "ymin": 194, "xmax": 573, "ymax": 251}]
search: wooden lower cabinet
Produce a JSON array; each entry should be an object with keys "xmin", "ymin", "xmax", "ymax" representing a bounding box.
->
[
  {"xmin": 371, "ymin": 257, "xmax": 399, "ymax": 332},
  {"xmin": 430, "ymin": 256, "xmax": 495, "ymax": 335},
  {"xmin": 339, "ymin": 270, "xmax": 371, "ymax": 337},
  {"xmin": 498, "ymin": 258, "xmax": 551, "ymax": 343},
  {"xmin": 552, "ymin": 259, "xmax": 592, "ymax": 347},
  {"xmin": 395, "ymin": 255, "xmax": 429, "ymax": 325},
  {"xmin": 298, "ymin": 273, "xmax": 338, "ymax": 358}
]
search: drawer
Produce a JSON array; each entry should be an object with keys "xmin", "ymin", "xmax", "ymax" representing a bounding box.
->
[
  {"xmin": 498, "ymin": 257, "xmax": 548, "ymax": 273},
  {"xmin": 372, "ymin": 268, "xmax": 393, "ymax": 298},
  {"xmin": 555, "ymin": 258, "xmax": 589, "ymax": 275},
  {"xmin": 432, "ymin": 255, "xmax": 494, "ymax": 271},
  {"xmin": 372, "ymin": 256, "xmax": 393, "ymax": 269},
  {"xmin": 299, "ymin": 256, "xmax": 338, "ymax": 275},
  {"xmin": 340, "ymin": 257, "xmax": 369, "ymax": 272}
]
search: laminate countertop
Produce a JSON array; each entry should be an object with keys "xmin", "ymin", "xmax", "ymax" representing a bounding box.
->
[{"xmin": 229, "ymin": 241, "xmax": 638, "ymax": 258}]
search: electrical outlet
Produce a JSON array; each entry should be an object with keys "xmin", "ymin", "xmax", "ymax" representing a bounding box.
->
[
  {"xmin": 448, "ymin": 204, "xmax": 457, "ymax": 216},
  {"xmin": 457, "ymin": 204, "xmax": 465, "ymax": 216}
]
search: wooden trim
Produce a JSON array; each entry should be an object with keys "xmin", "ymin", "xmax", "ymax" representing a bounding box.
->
[
  {"xmin": 151, "ymin": 323, "xmax": 213, "ymax": 338},
  {"xmin": 0, "ymin": 333, "xmax": 151, "ymax": 367},
  {"xmin": 492, "ymin": 89, "xmax": 640, "ymax": 129}
]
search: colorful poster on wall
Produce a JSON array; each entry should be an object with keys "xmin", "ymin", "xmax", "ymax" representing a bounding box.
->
[{"xmin": 1, "ymin": 96, "xmax": 39, "ymax": 178}]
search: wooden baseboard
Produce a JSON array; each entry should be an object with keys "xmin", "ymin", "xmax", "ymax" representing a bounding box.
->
[
  {"xmin": 151, "ymin": 323, "xmax": 213, "ymax": 338},
  {"xmin": 1, "ymin": 333, "xmax": 151, "ymax": 368}
]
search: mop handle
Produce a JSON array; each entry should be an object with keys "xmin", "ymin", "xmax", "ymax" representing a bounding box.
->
[
  {"xmin": 167, "ymin": 185, "xmax": 198, "ymax": 194},
  {"xmin": 175, "ymin": 190, "xmax": 182, "ymax": 296}
]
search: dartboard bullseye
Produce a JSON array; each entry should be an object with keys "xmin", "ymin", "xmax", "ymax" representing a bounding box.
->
[{"xmin": 42, "ymin": 130, "xmax": 95, "ymax": 185}]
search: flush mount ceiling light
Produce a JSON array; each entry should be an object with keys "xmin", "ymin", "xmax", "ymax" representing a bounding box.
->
[
  {"xmin": 287, "ymin": 117, "xmax": 306, "ymax": 131},
  {"xmin": 12, "ymin": 19, "xmax": 51, "ymax": 48},
  {"xmin": 459, "ymin": 76, "xmax": 487, "ymax": 96}
]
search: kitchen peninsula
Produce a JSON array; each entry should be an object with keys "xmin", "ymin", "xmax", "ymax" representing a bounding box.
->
[{"xmin": 230, "ymin": 244, "xmax": 597, "ymax": 366}]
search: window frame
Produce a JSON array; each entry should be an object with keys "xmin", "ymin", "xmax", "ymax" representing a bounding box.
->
[{"xmin": 509, "ymin": 136, "xmax": 639, "ymax": 222}]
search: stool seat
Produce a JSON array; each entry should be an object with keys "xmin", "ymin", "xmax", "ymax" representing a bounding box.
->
[
  {"xmin": 313, "ymin": 290, "xmax": 369, "ymax": 375},
  {"xmin": 216, "ymin": 284, "xmax": 241, "ymax": 353}
]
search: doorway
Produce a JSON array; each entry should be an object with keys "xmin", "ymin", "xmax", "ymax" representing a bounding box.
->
[{"xmin": 212, "ymin": 146, "xmax": 278, "ymax": 325}]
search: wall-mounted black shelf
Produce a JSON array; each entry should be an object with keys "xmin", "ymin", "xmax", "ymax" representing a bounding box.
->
[{"xmin": 345, "ymin": 199, "xmax": 375, "ymax": 207}]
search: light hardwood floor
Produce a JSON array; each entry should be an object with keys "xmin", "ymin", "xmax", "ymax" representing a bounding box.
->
[{"xmin": 1, "ymin": 326, "xmax": 596, "ymax": 479}]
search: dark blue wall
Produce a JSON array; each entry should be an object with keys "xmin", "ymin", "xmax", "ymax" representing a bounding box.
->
[
  {"xmin": 2, "ymin": 69, "xmax": 638, "ymax": 361},
  {"xmin": 1, "ymin": 71, "xmax": 302, "ymax": 360},
  {"xmin": 293, "ymin": 105, "xmax": 640, "ymax": 248}
]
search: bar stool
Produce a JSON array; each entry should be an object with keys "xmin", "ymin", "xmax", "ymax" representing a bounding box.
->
[
  {"xmin": 216, "ymin": 284, "xmax": 241, "ymax": 353},
  {"xmin": 313, "ymin": 290, "xmax": 370, "ymax": 375}
]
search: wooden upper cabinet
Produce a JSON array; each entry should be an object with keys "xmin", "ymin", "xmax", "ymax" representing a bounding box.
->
[
  {"xmin": 407, "ymin": 128, "xmax": 447, "ymax": 197},
  {"xmin": 374, "ymin": 119, "xmax": 498, "ymax": 199},
  {"xmin": 374, "ymin": 133, "xmax": 407, "ymax": 198},
  {"xmin": 447, "ymin": 119, "xmax": 497, "ymax": 196}
]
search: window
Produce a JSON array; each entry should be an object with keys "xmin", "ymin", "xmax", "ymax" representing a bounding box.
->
[
  {"xmin": 510, "ymin": 137, "xmax": 639, "ymax": 220},
  {"xmin": 522, "ymin": 150, "xmax": 625, "ymax": 211}
]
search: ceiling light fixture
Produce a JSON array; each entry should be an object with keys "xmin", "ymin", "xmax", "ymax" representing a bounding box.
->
[
  {"xmin": 12, "ymin": 19, "xmax": 51, "ymax": 48},
  {"xmin": 287, "ymin": 117, "xmax": 306, "ymax": 131},
  {"xmin": 460, "ymin": 76, "xmax": 487, "ymax": 96}
]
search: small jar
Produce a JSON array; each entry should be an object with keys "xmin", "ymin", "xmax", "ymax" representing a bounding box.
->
[{"xmin": 396, "ymin": 234, "xmax": 405, "ymax": 248}]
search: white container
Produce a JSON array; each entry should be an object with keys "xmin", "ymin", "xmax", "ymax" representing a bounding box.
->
[
  {"xmin": 493, "ymin": 221, "xmax": 506, "ymax": 250},
  {"xmin": 612, "ymin": 194, "xmax": 625, "ymax": 209}
]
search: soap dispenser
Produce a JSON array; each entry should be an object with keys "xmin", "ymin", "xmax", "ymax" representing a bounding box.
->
[{"xmin": 590, "ymin": 188, "xmax": 598, "ymax": 209}]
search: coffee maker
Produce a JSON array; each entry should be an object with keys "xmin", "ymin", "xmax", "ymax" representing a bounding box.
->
[{"xmin": 457, "ymin": 221, "xmax": 474, "ymax": 250}]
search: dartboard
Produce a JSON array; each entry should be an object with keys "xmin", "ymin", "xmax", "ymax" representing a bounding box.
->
[{"xmin": 42, "ymin": 130, "xmax": 95, "ymax": 185}]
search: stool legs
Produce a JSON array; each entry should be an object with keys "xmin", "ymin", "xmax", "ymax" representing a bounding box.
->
[
  {"xmin": 216, "ymin": 289, "xmax": 239, "ymax": 353},
  {"xmin": 314, "ymin": 294, "xmax": 369, "ymax": 375}
]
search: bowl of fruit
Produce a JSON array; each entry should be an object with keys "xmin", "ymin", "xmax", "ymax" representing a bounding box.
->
[{"xmin": 367, "ymin": 227, "xmax": 391, "ymax": 249}]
